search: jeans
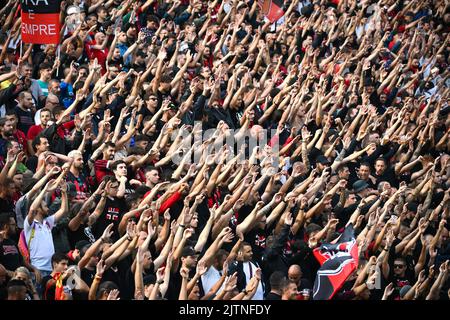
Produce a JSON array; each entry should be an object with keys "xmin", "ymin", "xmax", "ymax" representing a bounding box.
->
[{"xmin": 34, "ymin": 269, "xmax": 52, "ymax": 298}]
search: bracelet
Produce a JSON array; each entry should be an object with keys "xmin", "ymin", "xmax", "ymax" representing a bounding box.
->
[
  {"xmin": 242, "ymin": 289, "xmax": 248, "ymax": 295},
  {"xmin": 157, "ymin": 280, "xmax": 164, "ymax": 285},
  {"xmin": 179, "ymin": 224, "xmax": 186, "ymax": 229}
]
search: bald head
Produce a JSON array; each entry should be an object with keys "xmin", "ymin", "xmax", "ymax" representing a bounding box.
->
[
  {"xmin": 288, "ymin": 264, "xmax": 302, "ymax": 284},
  {"xmin": 250, "ymin": 125, "xmax": 264, "ymax": 140}
]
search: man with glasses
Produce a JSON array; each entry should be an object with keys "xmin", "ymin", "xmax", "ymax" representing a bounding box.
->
[{"xmin": 385, "ymin": 257, "xmax": 415, "ymax": 300}]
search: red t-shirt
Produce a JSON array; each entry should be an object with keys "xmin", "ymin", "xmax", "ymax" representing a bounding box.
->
[
  {"xmin": 27, "ymin": 124, "xmax": 44, "ymax": 142},
  {"xmin": 94, "ymin": 159, "xmax": 113, "ymax": 184},
  {"xmin": 85, "ymin": 40, "xmax": 109, "ymax": 75}
]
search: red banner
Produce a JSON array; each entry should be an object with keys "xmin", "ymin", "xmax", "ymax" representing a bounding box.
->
[
  {"xmin": 21, "ymin": 12, "xmax": 60, "ymax": 44},
  {"xmin": 21, "ymin": 0, "xmax": 60, "ymax": 44},
  {"xmin": 258, "ymin": 0, "xmax": 285, "ymax": 23}
]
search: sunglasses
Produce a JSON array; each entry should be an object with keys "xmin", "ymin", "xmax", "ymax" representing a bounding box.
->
[{"xmin": 393, "ymin": 264, "xmax": 405, "ymax": 269}]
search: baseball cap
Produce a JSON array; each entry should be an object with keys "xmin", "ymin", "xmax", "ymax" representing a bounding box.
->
[
  {"xmin": 316, "ymin": 155, "xmax": 331, "ymax": 165},
  {"xmin": 181, "ymin": 246, "xmax": 197, "ymax": 257},
  {"xmin": 75, "ymin": 240, "xmax": 91, "ymax": 251},
  {"xmin": 353, "ymin": 180, "xmax": 369, "ymax": 193}
]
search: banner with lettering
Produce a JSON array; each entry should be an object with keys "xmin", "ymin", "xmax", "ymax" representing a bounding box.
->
[
  {"xmin": 21, "ymin": 0, "xmax": 61, "ymax": 44},
  {"xmin": 257, "ymin": 0, "xmax": 285, "ymax": 23}
]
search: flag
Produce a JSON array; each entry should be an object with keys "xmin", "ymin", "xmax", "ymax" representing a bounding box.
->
[
  {"xmin": 54, "ymin": 272, "xmax": 65, "ymax": 300},
  {"xmin": 312, "ymin": 224, "xmax": 359, "ymax": 300},
  {"xmin": 21, "ymin": 0, "xmax": 61, "ymax": 44},
  {"xmin": 258, "ymin": 0, "xmax": 285, "ymax": 23}
]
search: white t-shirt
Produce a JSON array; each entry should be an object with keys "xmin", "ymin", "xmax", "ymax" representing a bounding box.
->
[
  {"xmin": 242, "ymin": 261, "xmax": 264, "ymax": 300},
  {"xmin": 24, "ymin": 215, "xmax": 55, "ymax": 272},
  {"xmin": 201, "ymin": 266, "xmax": 225, "ymax": 296}
]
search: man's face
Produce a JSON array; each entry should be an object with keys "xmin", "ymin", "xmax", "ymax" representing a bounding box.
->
[
  {"xmin": 346, "ymin": 194, "xmax": 357, "ymax": 206},
  {"xmin": 358, "ymin": 165, "xmax": 370, "ymax": 180},
  {"xmin": 6, "ymin": 182, "xmax": 15, "ymax": 198},
  {"xmin": 283, "ymin": 283, "xmax": 298, "ymax": 300},
  {"xmin": 53, "ymin": 259, "xmax": 69, "ymax": 273},
  {"xmin": 105, "ymin": 147, "xmax": 115, "ymax": 160},
  {"xmin": 288, "ymin": 268, "xmax": 302, "ymax": 285},
  {"xmin": 145, "ymin": 170, "xmax": 159, "ymax": 185},
  {"xmin": 95, "ymin": 32, "xmax": 106, "ymax": 44},
  {"xmin": 107, "ymin": 182, "xmax": 119, "ymax": 196},
  {"xmin": 113, "ymin": 48, "xmax": 121, "ymax": 60},
  {"xmin": 184, "ymin": 255, "xmax": 198, "ymax": 269},
  {"xmin": 189, "ymin": 284, "xmax": 200, "ymax": 300},
  {"xmin": 127, "ymin": 25, "xmax": 137, "ymax": 37},
  {"xmin": 136, "ymin": 140, "xmax": 149, "ymax": 150},
  {"xmin": 98, "ymin": 9, "xmax": 107, "ymax": 19},
  {"xmin": 87, "ymin": 15, "xmax": 98, "ymax": 27},
  {"xmin": 78, "ymin": 68, "xmax": 88, "ymax": 80},
  {"xmin": 114, "ymin": 163, "xmax": 127, "ymax": 177},
  {"xmin": 241, "ymin": 245, "xmax": 253, "ymax": 262},
  {"xmin": 73, "ymin": 154, "xmax": 84, "ymax": 169},
  {"xmin": 40, "ymin": 111, "xmax": 52, "ymax": 126},
  {"xmin": 49, "ymin": 82, "xmax": 61, "ymax": 96},
  {"xmin": 45, "ymin": 95, "xmax": 60, "ymax": 109},
  {"xmin": 8, "ymin": 141, "xmax": 21, "ymax": 156},
  {"xmin": 375, "ymin": 160, "xmax": 386, "ymax": 176},
  {"xmin": 142, "ymin": 250, "xmax": 152, "ymax": 269},
  {"xmin": 20, "ymin": 93, "xmax": 34, "ymax": 108},
  {"xmin": 1, "ymin": 121, "xmax": 14, "ymax": 137},
  {"xmin": 190, "ymin": 214, "xmax": 198, "ymax": 228},
  {"xmin": 13, "ymin": 174, "xmax": 23, "ymax": 191},
  {"xmin": 21, "ymin": 66, "xmax": 33, "ymax": 78},
  {"xmin": 393, "ymin": 259, "xmax": 406, "ymax": 276},
  {"xmin": 146, "ymin": 95, "xmax": 158, "ymax": 110},
  {"xmin": 7, "ymin": 217, "xmax": 17, "ymax": 236},
  {"xmin": 41, "ymin": 68, "xmax": 52, "ymax": 81},
  {"xmin": 5, "ymin": 115, "xmax": 17, "ymax": 127},
  {"xmin": 338, "ymin": 167, "xmax": 350, "ymax": 180},
  {"xmin": 37, "ymin": 137, "xmax": 50, "ymax": 153},
  {"xmin": 369, "ymin": 133, "xmax": 380, "ymax": 144}
]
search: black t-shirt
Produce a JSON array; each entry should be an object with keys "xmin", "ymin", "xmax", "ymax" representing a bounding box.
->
[
  {"xmin": 26, "ymin": 155, "xmax": 38, "ymax": 172},
  {"xmin": 15, "ymin": 106, "xmax": 34, "ymax": 135},
  {"xmin": 374, "ymin": 167, "xmax": 398, "ymax": 188},
  {"xmin": 0, "ymin": 238, "xmax": 23, "ymax": 271},
  {"xmin": 245, "ymin": 227, "xmax": 268, "ymax": 265},
  {"xmin": 81, "ymin": 267, "xmax": 96, "ymax": 287},
  {"xmin": 265, "ymin": 292, "xmax": 281, "ymax": 300},
  {"xmin": 66, "ymin": 172, "xmax": 91, "ymax": 201},
  {"xmin": 0, "ymin": 197, "xmax": 14, "ymax": 215},
  {"xmin": 92, "ymin": 196, "xmax": 128, "ymax": 242}
]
